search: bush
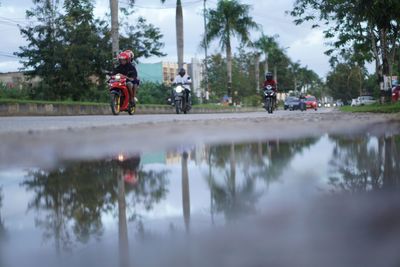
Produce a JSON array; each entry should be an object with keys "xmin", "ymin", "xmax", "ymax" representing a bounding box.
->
[
  {"xmin": 0, "ymin": 82, "xmax": 32, "ymax": 99},
  {"xmin": 138, "ymin": 81, "xmax": 170, "ymax": 105}
]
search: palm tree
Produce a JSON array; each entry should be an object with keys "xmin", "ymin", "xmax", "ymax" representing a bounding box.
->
[
  {"xmin": 161, "ymin": 0, "xmax": 184, "ymax": 68},
  {"xmin": 254, "ymin": 34, "xmax": 280, "ymax": 75},
  {"xmin": 205, "ymin": 0, "xmax": 258, "ymax": 97}
]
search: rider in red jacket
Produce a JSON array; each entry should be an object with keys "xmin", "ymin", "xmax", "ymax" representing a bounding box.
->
[
  {"xmin": 263, "ymin": 72, "xmax": 278, "ymax": 106},
  {"xmin": 263, "ymin": 72, "xmax": 277, "ymax": 90}
]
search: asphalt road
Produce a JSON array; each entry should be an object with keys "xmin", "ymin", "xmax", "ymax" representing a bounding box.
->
[
  {"xmin": 0, "ymin": 109, "xmax": 334, "ymax": 134},
  {"xmin": 1, "ymin": 109, "xmax": 399, "ymax": 168}
]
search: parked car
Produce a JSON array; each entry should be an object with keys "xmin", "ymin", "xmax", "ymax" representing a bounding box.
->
[
  {"xmin": 284, "ymin": 97, "xmax": 300, "ymax": 111},
  {"xmin": 358, "ymin": 96, "xmax": 376, "ymax": 106},
  {"xmin": 305, "ymin": 95, "xmax": 318, "ymax": 111},
  {"xmin": 392, "ymin": 86, "xmax": 400, "ymax": 102},
  {"xmin": 351, "ymin": 96, "xmax": 376, "ymax": 106}
]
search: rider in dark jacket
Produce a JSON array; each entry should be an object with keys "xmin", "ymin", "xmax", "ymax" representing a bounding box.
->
[{"xmin": 112, "ymin": 51, "xmax": 139, "ymax": 106}]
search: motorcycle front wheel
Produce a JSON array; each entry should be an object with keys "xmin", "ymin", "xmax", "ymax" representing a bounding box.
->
[
  {"xmin": 175, "ymin": 100, "xmax": 181, "ymax": 114},
  {"xmin": 110, "ymin": 94, "xmax": 121, "ymax": 115},
  {"xmin": 128, "ymin": 104, "xmax": 135, "ymax": 115}
]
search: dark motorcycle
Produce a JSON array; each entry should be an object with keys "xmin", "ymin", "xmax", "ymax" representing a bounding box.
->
[
  {"xmin": 173, "ymin": 83, "xmax": 191, "ymax": 114},
  {"xmin": 263, "ymin": 85, "xmax": 276, "ymax": 114}
]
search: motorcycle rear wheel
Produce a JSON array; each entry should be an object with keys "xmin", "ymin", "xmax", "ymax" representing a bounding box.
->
[{"xmin": 110, "ymin": 94, "xmax": 120, "ymax": 115}]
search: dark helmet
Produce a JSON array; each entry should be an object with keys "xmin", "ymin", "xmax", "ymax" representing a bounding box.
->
[
  {"xmin": 266, "ymin": 72, "xmax": 273, "ymax": 80},
  {"xmin": 179, "ymin": 68, "xmax": 186, "ymax": 77}
]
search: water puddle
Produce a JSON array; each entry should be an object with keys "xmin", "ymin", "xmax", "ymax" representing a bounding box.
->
[{"xmin": 1, "ymin": 133, "xmax": 400, "ymax": 267}]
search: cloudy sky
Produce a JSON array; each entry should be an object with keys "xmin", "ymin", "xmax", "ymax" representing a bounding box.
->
[{"xmin": 0, "ymin": 0, "xmax": 331, "ymax": 77}]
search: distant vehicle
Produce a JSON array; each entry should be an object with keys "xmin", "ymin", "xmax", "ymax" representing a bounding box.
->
[
  {"xmin": 284, "ymin": 97, "xmax": 300, "ymax": 110},
  {"xmin": 392, "ymin": 86, "xmax": 400, "ymax": 102},
  {"xmin": 336, "ymin": 100, "xmax": 344, "ymax": 107},
  {"xmin": 305, "ymin": 95, "xmax": 318, "ymax": 111},
  {"xmin": 352, "ymin": 96, "xmax": 376, "ymax": 106}
]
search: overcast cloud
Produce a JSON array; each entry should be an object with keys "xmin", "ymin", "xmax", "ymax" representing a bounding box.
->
[{"xmin": 0, "ymin": 0, "xmax": 331, "ymax": 77}]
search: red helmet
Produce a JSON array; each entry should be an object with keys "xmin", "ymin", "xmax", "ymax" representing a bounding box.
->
[
  {"xmin": 124, "ymin": 50, "xmax": 134, "ymax": 62},
  {"xmin": 118, "ymin": 52, "xmax": 130, "ymax": 63}
]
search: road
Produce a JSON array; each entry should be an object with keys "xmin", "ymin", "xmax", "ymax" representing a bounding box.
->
[
  {"xmin": 0, "ymin": 109, "xmax": 334, "ymax": 133},
  {"xmin": 0, "ymin": 109, "xmax": 399, "ymax": 168}
]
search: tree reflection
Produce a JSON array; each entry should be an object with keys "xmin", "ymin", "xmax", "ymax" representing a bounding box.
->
[
  {"xmin": 0, "ymin": 186, "xmax": 5, "ymax": 241},
  {"xmin": 206, "ymin": 139, "xmax": 318, "ymax": 221},
  {"xmin": 23, "ymin": 156, "xmax": 169, "ymax": 258},
  {"xmin": 329, "ymin": 135, "xmax": 400, "ymax": 192},
  {"xmin": 181, "ymin": 152, "xmax": 191, "ymax": 233}
]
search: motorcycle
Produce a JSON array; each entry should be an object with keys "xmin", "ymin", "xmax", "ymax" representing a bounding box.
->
[
  {"xmin": 263, "ymin": 85, "xmax": 276, "ymax": 114},
  {"xmin": 173, "ymin": 83, "xmax": 191, "ymax": 114},
  {"xmin": 108, "ymin": 73, "xmax": 135, "ymax": 116}
]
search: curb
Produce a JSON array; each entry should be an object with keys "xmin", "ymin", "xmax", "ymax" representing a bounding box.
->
[{"xmin": 0, "ymin": 103, "xmax": 262, "ymax": 116}]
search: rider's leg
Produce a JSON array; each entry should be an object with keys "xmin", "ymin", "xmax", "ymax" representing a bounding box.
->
[{"xmin": 127, "ymin": 82, "xmax": 134, "ymax": 104}]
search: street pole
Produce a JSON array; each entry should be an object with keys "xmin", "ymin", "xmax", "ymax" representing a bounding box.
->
[
  {"xmin": 203, "ymin": 0, "xmax": 209, "ymax": 102},
  {"xmin": 110, "ymin": 0, "xmax": 119, "ymax": 58}
]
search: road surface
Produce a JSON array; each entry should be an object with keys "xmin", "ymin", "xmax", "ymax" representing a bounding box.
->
[
  {"xmin": 0, "ymin": 109, "xmax": 399, "ymax": 168},
  {"xmin": 0, "ymin": 109, "xmax": 334, "ymax": 134}
]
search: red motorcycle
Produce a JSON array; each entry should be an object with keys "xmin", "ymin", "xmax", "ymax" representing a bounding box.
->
[{"xmin": 108, "ymin": 73, "xmax": 135, "ymax": 115}]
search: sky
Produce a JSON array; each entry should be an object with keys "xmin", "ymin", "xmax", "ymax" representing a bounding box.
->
[{"xmin": 0, "ymin": 0, "xmax": 331, "ymax": 77}]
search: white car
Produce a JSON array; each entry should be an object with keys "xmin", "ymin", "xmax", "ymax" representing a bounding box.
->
[{"xmin": 351, "ymin": 96, "xmax": 376, "ymax": 106}]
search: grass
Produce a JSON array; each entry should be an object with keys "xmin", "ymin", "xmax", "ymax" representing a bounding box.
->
[
  {"xmin": 0, "ymin": 98, "xmax": 253, "ymax": 110},
  {"xmin": 340, "ymin": 102, "xmax": 400, "ymax": 113}
]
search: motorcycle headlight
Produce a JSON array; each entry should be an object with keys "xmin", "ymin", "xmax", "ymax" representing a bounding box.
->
[
  {"xmin": 175, "ymin": 86, "xmax": 184, "ymax": 94},
  {"xmin": 115, "ymin": 74, "xmax": 121, "ymax": 81}
]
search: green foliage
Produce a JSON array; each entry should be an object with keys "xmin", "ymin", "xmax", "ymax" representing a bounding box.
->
[
  {"xmin": 340, "ymin": 102, "xmax": 400, "ymax": 113},
  {"xmin": 0, "ymin": 82, "xmax": 32, "ymax": 99},
  {"xmin": 326, "ymin": 63, "xmax": 363, "ymax": 103},
  {"xmin": 290, "ymin": 0, "xmax": 400, "ymax": 81},
  {"xmin": 137, "ymin": 81, "xmax": 170, "ymax": 105},
  {"xmin": 16, "ymin": 0, "xmax": 165, "ymax": 102}
]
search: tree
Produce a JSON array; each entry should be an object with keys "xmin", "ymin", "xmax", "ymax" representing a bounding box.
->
[
  {"xmin": 254, "ymin": 34, "xmax": 280, "ymax": 75},
  {"xmin": 290, "ymin": 0, "xmax": 400, "ymax": 91},
  {"xmin": 205, "ymin": 0, "xmax": 258, "ymax": 98},
  {"xmin": 160, "ymin": 0, "xmax": 184, "ymax": 68},
  {"xmin": 326, "ymin": 63, "xmax": 364, "ymax": 103},
  {"xmin": 16, "ymin": 0, "xmax": 64, "ymax": 100},
  {"xmin": 17, "ymin": 0, "xmax": 165, "ymax": 102}
]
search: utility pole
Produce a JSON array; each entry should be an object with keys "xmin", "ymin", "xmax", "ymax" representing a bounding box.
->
[
  {"xmin": 203, "ymin": 0, "xmax": 209, "ymax": 102},
  {"xmin": 110, "ymin": 0, "xmax": 119, "ymax": 57}
]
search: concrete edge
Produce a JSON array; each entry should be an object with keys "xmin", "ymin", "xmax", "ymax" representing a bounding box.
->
[{"xmin": 0, "ymin": 103, "xmax": 263, "ymax": 116}]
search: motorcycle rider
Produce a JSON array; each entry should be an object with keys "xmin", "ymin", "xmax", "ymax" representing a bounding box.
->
[
  {"xmin": 112, "ymin": 51, "xmax": 139, "ymax": 106},
  {"xmin": 263, "ymin": 72, "xmax": 277, "ymax": 107},
  {"xmin": 171, "ymin": 68, "xmax": 192, "ymax": 107}
]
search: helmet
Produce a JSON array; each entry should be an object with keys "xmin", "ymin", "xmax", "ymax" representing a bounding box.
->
[
  {"xmin": 118, "ymin": 52, "xmax": 130, "ymax": 64},
  {"xmin": 124, "ymin": 50, "xmax": 134, "ymax": 62},
  {"xmin": 266, "ymin": 72, "xmax": 273, "ymax": 80},
  {"xmin": 179, "ymin": 68, "xmax": 186, "ymax": 77}
]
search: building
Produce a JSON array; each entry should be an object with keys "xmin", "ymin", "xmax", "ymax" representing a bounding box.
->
[
  {"xmin": 0, "ymin": 71, "xmax": 41, "ymax": 89},
  {"xmin": 137, "ymin": 58, "xmax": 205, "ymax": 98}
]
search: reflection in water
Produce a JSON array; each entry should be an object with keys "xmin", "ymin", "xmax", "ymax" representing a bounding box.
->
[
  {"xmin": 329, "ymin": 135, "xmax": 400, "ymax": 192},
  {"xmin": 2, "ymin": 133, "xmax": 400, "ymax": 267},
  {"xmin": 23, "ymin": 156, "xmax": 169, "ymax": 264},
  {"xmin": 206, "ymin": 139, "xmax": 318, "ymax": 221},
  {"xmin": 0, "ymin": 186, "xmax": 4, "ymax": 240},
  {"xmin": 181, "ymin": 152, "xmax": 191, "ymax": 233}
]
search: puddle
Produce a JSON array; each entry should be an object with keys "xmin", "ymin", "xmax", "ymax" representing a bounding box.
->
[{"xmin": 0, "ymin": 133, "xmax": 400, "ymax": 267}]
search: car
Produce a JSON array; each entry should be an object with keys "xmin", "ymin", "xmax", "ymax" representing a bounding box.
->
[
  {"xmin": 305, "ymin": 95, "xmax": 318, "ymax": 111},
  {"xmin": 392, "ymin": 86, "xmax": 400, "ymax": 102},
  {"xmin": 358, "ymin": 96, "xmax": 376, "ymax": 106},
  {"xmin": 284, "ymin": 97, "xmax": 300, "ymax": 111},
  {"xmin": 351, "ymin": 96, "xmax": 376, "ymax": 106}
]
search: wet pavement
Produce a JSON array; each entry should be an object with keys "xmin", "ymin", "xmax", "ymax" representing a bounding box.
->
[{"xmin": 1, "ymin": 122, "xmax": 400, "ymax": 267}]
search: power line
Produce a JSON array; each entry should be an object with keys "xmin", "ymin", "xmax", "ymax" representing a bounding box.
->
[{"xmin": 124, "ymin": 0, "xmax": 203, "ymax": 10}]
